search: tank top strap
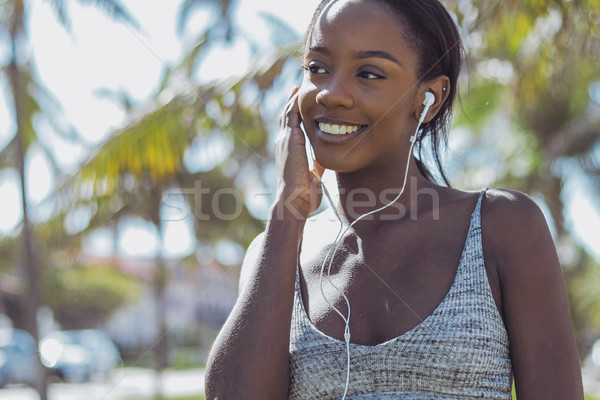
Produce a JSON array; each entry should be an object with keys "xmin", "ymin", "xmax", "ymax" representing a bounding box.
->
[{"xmin": 470, "ymin": 188, "xmax": 488, "ymax": 230}]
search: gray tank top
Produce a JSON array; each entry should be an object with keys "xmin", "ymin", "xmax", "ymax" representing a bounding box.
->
[{"xmin": 288, "ymin": 189, "xmax": 512, "ymax": 399}]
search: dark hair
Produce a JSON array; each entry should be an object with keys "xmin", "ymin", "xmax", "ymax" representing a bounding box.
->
[{"xmin": 304, "ymin": 0, "xmax": 463, "ymax": 186}]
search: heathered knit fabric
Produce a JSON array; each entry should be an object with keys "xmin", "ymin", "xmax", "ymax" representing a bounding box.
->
[{"xmin": 288, "ymin": 189, "xmax": 512, "ymax": 399}]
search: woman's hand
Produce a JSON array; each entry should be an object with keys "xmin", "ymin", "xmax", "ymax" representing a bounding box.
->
[{"xmin": 274, "ymin": 86, "xmax": 325, "ymax": 220}]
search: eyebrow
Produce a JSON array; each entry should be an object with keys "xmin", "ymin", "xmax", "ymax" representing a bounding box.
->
[
  {"xmin": 308, "ymin": 46, "xmax": 403, "ymax": 67},
  {"xmin": 356, "ymin": 50, "xmax": 403, "ymax": 67}
]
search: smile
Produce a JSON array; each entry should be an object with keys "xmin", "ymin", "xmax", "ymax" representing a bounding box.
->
[{"xmin": 318, "ymin": 122, "xmax": 364, "ymax": 135}]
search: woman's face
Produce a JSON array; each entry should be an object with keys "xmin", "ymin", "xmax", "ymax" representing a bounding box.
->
[{"xmin": 298, "ymin": 0, "xmax": 422, "ymax": 173}]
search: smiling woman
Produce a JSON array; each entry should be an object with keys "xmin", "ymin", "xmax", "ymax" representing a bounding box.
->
[
  {"xmin": 205, "ymin": 1, "xmax": 585, "ymax": 399},
  {"xmin": 297, "ymin": 1, "xmax": 454, "ymax": 177}
]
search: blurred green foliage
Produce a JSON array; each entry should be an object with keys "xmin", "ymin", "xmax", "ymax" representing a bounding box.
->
[
  {"xmin": 44, "ymin": 264, "xmax": 142, "ymax": 329},
  {"xmin": 445, "ymin": 0, "xmax": 600, "ymax": 353}
]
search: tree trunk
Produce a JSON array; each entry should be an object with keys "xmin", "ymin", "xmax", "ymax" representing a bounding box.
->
[
  {"xmin": 151, "ymin": 183, "xmax": 168, "ymax": 400},
  {"xmin": 8, "ymin": 42, "xmax": 48, "ymax": 400}
]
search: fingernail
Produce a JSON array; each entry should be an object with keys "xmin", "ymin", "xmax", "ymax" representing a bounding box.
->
[{"xmin": 290, "ymin": 86, "xmax": 299, "ymax": 96}]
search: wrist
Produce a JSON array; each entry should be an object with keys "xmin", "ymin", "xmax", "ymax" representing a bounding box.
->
[
  {"xmin": 271, "ymin": 190, "xmax": 312, "ymax": 222},
  {"xmin": 267, "ymin": 202, "xmax": 306, "ymax": 246}
]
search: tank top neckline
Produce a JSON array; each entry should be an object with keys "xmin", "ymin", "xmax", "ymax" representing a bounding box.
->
[{"xmin": 295, "ymin": 189, "xmax": 488, "ymax": 349}]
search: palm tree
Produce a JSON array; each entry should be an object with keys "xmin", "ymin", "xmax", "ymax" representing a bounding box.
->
[
  {"xmin": 0, "ymin": 1, "xmax": 136, "ymax": 398},
  {"xmin": 30, "ymin": 1, "xmax": 300, "ymax": 395},
  {"xmin": 52, "ymin": 70, "xmax": 292, "ymax": 393}
]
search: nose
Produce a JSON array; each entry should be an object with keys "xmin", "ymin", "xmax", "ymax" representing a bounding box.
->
[{"xmin": 315, "ymin": 76, "xmax": 355, "ymax": 109}]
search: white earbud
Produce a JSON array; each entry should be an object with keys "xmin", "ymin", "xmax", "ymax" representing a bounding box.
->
[
  {"xmin": 419, "ymin": 92, "xmax": 435, "ymax": 124},
  {"xmin": 411, "ymin": 92, "xmax": 436, "ymax": 143},
  {"xmin": 423, "ymin": 91, "xmax": 435, "ymax": 108}
]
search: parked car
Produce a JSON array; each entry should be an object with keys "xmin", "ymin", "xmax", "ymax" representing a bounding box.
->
[
  {"xmin": 39, "ymin": 329, "xmax": 121, "ymax": 382},
  {"xmin": 0, "ymin": 328, "xmax": 38, "ymax": 387}
]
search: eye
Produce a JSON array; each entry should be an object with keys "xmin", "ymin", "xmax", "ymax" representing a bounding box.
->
[
  {"xmin": 357, "ymin": 67, "xmax": 385, "ymax": 80},
  {"xmin": 303, "ymin": 61, "xmax": 328, "ymax": 75}
]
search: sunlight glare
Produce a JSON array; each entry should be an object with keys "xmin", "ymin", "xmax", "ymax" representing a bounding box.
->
[{"xmin": 0, "ymin": 170, "xmax": 22, "ymax": 234}]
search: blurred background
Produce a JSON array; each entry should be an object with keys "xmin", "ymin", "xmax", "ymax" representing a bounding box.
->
[{"xmin": 0, "ymin": 0, "xmax": 599, "ymax": 399}]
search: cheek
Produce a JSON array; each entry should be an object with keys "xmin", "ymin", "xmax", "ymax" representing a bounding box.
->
[{"xmin": 377, "ymin": 95, "xmax": 414, "ymax": 127}]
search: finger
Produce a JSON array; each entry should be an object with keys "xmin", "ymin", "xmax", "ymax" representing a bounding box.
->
[
  {"xmin": 286, "ymin": 95, "xmax": 301, "ymax": 130},
  {"xmin": 280, "ymin": 89, "xmax": 299, "ymax": 129}
]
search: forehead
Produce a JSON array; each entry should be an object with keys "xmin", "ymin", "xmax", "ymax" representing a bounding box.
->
[{"xmin": 307, "ymin": 0, "xmax": 414, "ymax": 59}]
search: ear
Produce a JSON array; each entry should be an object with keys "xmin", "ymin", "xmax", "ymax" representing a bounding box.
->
[{"xmin": 413, "ymin": 75, "xmax": 451, "ymax": 124}]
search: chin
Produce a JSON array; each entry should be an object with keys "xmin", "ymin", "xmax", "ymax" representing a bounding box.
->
[{"xmin": 313, "ymin": 153, "xmax": 362, "ymax": 174}]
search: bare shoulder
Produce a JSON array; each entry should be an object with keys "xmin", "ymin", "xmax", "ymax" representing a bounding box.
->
[
  {"xmin": 482, "ymin": 188, "xmax": 551, "ymax": 246},
  {"xmin": 483, "ymin": 188, "xmax": 546, "ymax": 224},
  {"xmin": 480, "ymin": 188, "xmax": 557, "ymax": 283}
]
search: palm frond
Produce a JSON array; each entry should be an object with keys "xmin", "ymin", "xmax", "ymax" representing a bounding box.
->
[
  {"xmin": 93, "ymin": 87, "xmax": 135, "ymax": 112},
  {"xmin": 179, "ymin": 32, "xmax": 209, "ymax": 77},
  {"xmin": 75, "ymin": 94, "xmax": 194, "ymax": 197},
  {"xmin": 13, "ymin": 64, "xmax": 42, "ymax": 151},
  {"xmin": 46, "ymin": 0, "xmax": 71, "ymax": 31},
  {"xmin": 75, "ymin": 0, "xmax": 138, "ymax": 29},
  {"xmin": 233, "ymin": 43, "xmax": 301, "ymax": 95},
  {"xmin": 257, "ymin": 11, "xmax": 301, "ymax": 46},
  {"xmin": 177, "ymin": 0, "xmax": 219, "ymax": 36},
  {"xmin": 176, "ymin": 0, "xmax": 238, "ymax": 78}
]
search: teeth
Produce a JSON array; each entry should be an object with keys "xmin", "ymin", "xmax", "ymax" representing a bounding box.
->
[{"xmin": 318, "ymin": 122, "xmax": 361, "ymax": 135}]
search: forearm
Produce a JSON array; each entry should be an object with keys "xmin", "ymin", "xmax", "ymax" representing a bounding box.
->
[{"xmin": 205, "ymin": 203, "xmax": 305, "ymax": 400}]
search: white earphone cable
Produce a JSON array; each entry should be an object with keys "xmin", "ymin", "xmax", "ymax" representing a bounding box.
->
[{"xmin": 307, "ymin": 94, "xmax": 434, "ymax": 399}]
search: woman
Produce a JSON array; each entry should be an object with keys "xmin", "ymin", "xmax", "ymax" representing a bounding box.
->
[{"xmin": 205, "ymin": 0, "xmax": 584, "ymax": 399}]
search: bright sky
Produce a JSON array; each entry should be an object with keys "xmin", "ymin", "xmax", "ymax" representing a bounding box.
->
[
  {"xmin": 0, "ymin": 0, "xmax": 319, "ymax": 260},
  {"xmin": 0, "ymin": 0, "xmax": 598, "ymax": 262}
]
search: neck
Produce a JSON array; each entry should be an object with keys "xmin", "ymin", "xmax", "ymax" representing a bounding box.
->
[{"xmin": 334, "ymin": 156, "xmax": 433, "ymax": 223}]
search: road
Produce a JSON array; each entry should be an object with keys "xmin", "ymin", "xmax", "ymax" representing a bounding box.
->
[
  {"xmin": 584, "ymin": 365, "xmax": 600, "ymax": 398},
  {"xmin": 0, "ymin": 368, "xmax": 205, "ymax": 400},
  {"xmin": 4, "ymin": 366, "xmax": 600, "ymax": 399}
]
